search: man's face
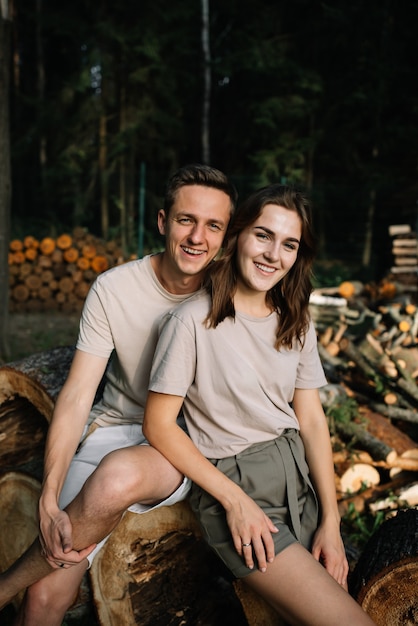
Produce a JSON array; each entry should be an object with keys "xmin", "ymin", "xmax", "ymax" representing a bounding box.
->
[{"xmin": 158, "ymin": 185, "xmax": 232, "ymax": 279}]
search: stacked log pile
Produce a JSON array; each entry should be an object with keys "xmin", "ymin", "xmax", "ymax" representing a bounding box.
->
[
  {"xmin": 387, "ymin": 223, "xmax": 418, "ymax": 296},
  {"xmin": 311, "ymin": 283, "xmax": 418, "ymax": 524},
  {"xmin": 8, "ymin": 228, "xmax": 132, "ymax": 313}
]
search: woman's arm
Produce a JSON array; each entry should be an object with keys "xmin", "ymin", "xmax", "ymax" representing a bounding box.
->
[
  {"xmin": 143, "ymin": 391, "xmax": 278, "ymax": 572},
  {"xmin": 293, "ymin": 387, "xmax": 349, "ymax": 588}
]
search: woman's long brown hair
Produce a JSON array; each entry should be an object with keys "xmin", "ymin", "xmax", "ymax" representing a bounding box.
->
[{"xmin": 204, "ymin": 184, "xmax": 316, "ymax": 350}]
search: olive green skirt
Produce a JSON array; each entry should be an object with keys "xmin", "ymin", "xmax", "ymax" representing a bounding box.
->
[{"xmin": 189, "ymin": 429, "xmax": 318, "ymax": 578}]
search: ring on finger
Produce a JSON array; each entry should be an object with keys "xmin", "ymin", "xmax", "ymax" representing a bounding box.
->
[{"xmin": 242, "ymin": 542, "xmax": 251, "ymax": 547}]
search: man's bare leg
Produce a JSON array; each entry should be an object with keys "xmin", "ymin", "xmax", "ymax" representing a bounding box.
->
[
  {"xmin": 0, "ymin": 445, "xmax": 183, "ymax": 624},
  {"xmin": 13, "ymin": 563, "xmax": 87, "ymax": 626},
  {"xmin": 0, "ymin": 540, "xmax": 51, "ymax": 610}
]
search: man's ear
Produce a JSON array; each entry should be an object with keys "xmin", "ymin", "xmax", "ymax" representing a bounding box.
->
[{"xmin": 157, "ymin": 209, "xmax": 167, "ymax": 235}]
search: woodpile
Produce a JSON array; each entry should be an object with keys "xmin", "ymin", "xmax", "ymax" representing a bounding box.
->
[
  {"xmin": 312, "ymin": 283, "xmax": 418, "ymax": 523},
  {"xmin": 387, "ymin": 223, "xmax": 418, "ymax": 296},
  {"xmin": 8, "ymin": 228, "xmax": 132, "ymax": 313}
]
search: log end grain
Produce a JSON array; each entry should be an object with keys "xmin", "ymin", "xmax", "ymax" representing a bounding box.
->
[
  {"xmin": 357, "ymin": 558, "xmax": 418, "ymax": 625},
  {"xmin": 0, "ymin": 472, "xmax": 41, "ymax": 609},
  {"xmin": 350, "ymin": 508, "xmax": 418, "ymax": 624}
]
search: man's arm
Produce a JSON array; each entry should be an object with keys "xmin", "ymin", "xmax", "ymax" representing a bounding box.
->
[{"xmin": 38, "ymin": 349, "xmax": 109, "ymax": 566}]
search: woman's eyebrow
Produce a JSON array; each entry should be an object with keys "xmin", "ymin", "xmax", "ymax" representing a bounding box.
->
[{"xmin": 254, "ymin": 225, "xmax": 300, "ymax": 243}]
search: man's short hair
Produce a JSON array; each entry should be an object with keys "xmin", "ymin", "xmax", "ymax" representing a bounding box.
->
[{"xmin": 164, "ymin": 164, "xmax": 238, "ymax": 216}]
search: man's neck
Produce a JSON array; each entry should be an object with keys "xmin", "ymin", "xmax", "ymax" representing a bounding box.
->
[{"xmin": 151, "ymin": 253, "xmax": 203, "ymax": 295}]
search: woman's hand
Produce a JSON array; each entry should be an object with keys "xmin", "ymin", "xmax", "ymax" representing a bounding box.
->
[
  {"xmin": 225, "ymin": 491, "xmax": 278, "ymax": 572},
  {"xmin": 311, "ymin": 519, "xmax": 349, "ymax": 590}
]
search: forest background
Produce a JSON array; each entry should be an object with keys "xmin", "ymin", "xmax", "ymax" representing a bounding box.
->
[{"xmin": 1, "ymin": 0, "xmax": 418, "ymax": 362}]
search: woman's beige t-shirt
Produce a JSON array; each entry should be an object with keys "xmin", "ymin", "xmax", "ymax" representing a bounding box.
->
[{"xmin": 150, "ymin": 291, "xmax": 327, "ymax": 458}]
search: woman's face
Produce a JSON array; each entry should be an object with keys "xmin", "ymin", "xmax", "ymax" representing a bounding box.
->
[{"xmin": 236, "ymin": 203, "xmax": 302, "ymax": 295}]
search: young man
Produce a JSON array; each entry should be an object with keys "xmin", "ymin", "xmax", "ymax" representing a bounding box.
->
[{"xmin": 0, "ymin": 164, "xmax": 237, "ymax": 626}]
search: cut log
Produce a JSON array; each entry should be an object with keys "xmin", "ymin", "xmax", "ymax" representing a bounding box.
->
[
  {"xmin": 335, "ymin": 419, "xmax": 397, "ymax": 464},
  {"xmin": 360, "ymin": 408, "xmax": 418, "ymax": 458},
  {"xmin": 368, "ymin": 481, "xmax": 418, "ymax": 514},
  {"xmin": 89, "ymin": 503, "xmax": 249, "ymax": 626},
  {"xmin": 338, "ymin": 463, "xmax": 381, "ymax": 495},
  {"xmin": 325, "ymin": 322, "xmax": 348, "ymax": 357},
  {"xmin": 0, "ymin": 348, "xmax": 77, "ymax": 477},
  {"xmin": 388, "ymin": 224, "xmax": 412, "ymax": 236},
  {"xmin": 233, "ymin": 580, "xmax": 285, "ymax": 625},
  {"xmin": 0, "ymin": 471, "xmax": 41, "ymax": 609},
  {"xmin": 56, "ymin": 233, "xmax": 73, "ymax": 250},
  {"xmin": 39, "ymin": 237, "xmax": 56, "ymax": 256},
  {"xmin": 0, "ymin": 396, "xmax": 48, "ymax": 469},
  {"xmin": 350, "ymin": 508, "xmax": 418, "ymax": 625},
  {"xmin": 1, "ymin": 346, "xmax": 74, "ymax": 404}
]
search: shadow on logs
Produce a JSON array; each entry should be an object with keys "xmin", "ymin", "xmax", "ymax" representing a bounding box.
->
[
  {"xmin": 0, "ymin": 348, "xmax": 74, "ymax": 480},
  {"xmin": 349, "ymin": 508, "xmax": 418, "ymax": 625},
  {"xmin": 89, "ymin": 502, "xmax": 249, "ymax": 626}
]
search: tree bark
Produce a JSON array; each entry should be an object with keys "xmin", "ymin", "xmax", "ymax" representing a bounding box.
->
[
  {"xmin": 350, "ymin": 508, "xmax": 418, "ymax": 625},
  {"xmin": 0, "ymin": 2, "xmax": 12, "ymax": 361},
  {"xmin": 89, "ymin": 504, "xmax": 249, "ymax": 626},
  {"xmin": 201, "ymin": 0, "xmax": 211, "ymax": 164}
]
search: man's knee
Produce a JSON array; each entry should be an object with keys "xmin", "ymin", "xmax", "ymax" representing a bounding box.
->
[
  {"xmin": 91, "ymin": 446, "xmax": 181, "ymax": 506},
  {"xmin": 23, "ymin": 577, "xmax": 76, "ymax": 618},
  {"xmin": 86, "ymin": 448, "xmax": 147, "ymax": 505}
]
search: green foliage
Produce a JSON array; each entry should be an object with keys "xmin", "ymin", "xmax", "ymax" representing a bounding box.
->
[
  {"xmin": 326, "ymin": 397, "xmax": 359, "ymax": 426},
  {"xmin": 312, "ymin": 260, "xmax": 358, "ymax": 288},
  {"xmin": 341, "ymin": 503, "xmax": 386, "ymax": 551},
  {"xmin": 325, "ymin": 397, "xmax": 363, "ymax": 443},
  {"xmin": 7, "ymin": 0, "xmax": 418, "ymax": 273}
]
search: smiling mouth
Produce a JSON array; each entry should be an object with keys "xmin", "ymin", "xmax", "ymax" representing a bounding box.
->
[
  {"xmin": 254, "ymin": 262, "xmax": 275, "ymax": 273},
  {"xmin": 182, "ymin": 246, "xmax": 205, "ymax": 256}
]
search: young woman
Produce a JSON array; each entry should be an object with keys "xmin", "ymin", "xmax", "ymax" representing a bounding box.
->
[{"xmin": 143, "ymin": 184, "xmax": 376, "ymax": 626}]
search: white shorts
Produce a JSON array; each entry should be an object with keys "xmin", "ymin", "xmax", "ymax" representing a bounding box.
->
[{"xmin": 59, "ymin": 423, "xmax": 191, "ymax": 565}]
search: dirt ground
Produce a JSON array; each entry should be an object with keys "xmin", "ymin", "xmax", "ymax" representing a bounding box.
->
[{"xmin": 5, "ymin": 312, "xmax": 81, "ymax": 363}]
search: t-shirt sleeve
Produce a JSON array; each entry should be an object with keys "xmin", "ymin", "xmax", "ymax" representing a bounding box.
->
[
  {"xmin": 149, "ymin": 311, "xmax": 197, "ymax": 397},
  {"xmin": 295, "ymin": 321, "xmax": 328, "ymax": 389},
  {"xmin": 76, "ymin": 279, "xmax": 115, "ymax": 358}
]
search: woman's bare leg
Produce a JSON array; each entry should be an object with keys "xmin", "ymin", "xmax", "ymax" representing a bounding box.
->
[{"xmin": 243, "ymin": 543, "xmax": 376, "ymax": 626}]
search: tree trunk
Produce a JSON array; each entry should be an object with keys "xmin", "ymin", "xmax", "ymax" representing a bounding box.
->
[
  {"xmin": 0, "ymin": 2, "xmax": 12, "ymax": 362},
  {"xmin": 99, "ymin": 112, "xmax": 109, "ymax": 240},
  {"xmin": 201, "ymin": 0, "xmax": 211, "ymax": 164},
  {"xmin": 36, "ymin": 0, "xmax": 47, "ymax": 206},
  {"xmin": 362, "ymin": 186, "xmax": 375, "ymax": 268}
]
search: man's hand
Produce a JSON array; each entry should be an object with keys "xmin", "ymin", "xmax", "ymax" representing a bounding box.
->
[{"xmin": 39, "ymin": 507, "xmax": 96, "ymax": 569}]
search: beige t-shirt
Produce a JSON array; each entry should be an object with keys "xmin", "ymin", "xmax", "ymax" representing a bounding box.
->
[
  {"xmin": 150, "ymin": 291, "xmax": 327, "ymax": 458},
  {"xmin": 76, "ymin": 255, "xmax": 196, "ymax": 426}
]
